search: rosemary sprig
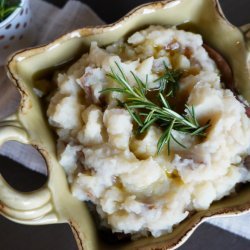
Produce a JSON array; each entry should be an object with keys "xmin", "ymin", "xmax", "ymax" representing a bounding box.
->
[
  {"xmin": 0, "ymin": 0, "xmax": 20, "ymax": 22},
  {"xmin": 101, "ymin": 62, "xmax": 210, "ymax": 153}
]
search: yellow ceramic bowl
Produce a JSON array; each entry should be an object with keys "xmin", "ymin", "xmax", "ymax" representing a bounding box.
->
[{"xmin": 1, "ymin": 0, "xmax": 250, "ymax": 249}]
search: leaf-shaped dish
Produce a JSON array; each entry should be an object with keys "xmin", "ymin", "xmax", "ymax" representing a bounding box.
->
[{"xmin": 0, "ymin": 0, "xmax": 250, "ymax": 249}]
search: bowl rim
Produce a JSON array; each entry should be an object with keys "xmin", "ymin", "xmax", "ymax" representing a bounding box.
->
[{"xmin": 5, "ymin": 0, "xmax": 238, "ymax": 60}]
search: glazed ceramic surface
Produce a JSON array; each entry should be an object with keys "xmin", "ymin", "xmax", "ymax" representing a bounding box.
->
[
  {"xmin": 0, "ymin": 0, "xmax": 250, "ymax": 249},
  {"xmin": 0, "ymin": 0, "xmax": 34, "ymax": 65}
]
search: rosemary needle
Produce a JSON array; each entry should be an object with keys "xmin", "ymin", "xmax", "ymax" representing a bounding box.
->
[{"xmin": 153, "ymin": 61, "xmax": 181, "ymax": 97}]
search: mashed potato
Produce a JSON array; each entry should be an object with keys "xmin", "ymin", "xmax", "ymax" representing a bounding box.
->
[{"xmin": 46, "ymin": 26, "xmax": 250, "ymax": 237}]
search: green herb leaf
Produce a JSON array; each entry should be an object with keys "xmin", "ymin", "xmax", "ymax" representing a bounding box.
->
[{"xmin": 0, "ymin": 0, "xmax": 20, "ymax": 22}]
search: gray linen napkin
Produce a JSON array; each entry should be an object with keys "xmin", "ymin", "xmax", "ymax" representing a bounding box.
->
[{"xmin": 0, "ymin": 0, "xmax": 249, "ymax": 240}]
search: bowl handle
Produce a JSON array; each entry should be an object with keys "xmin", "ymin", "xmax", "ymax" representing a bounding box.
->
[{"xmin": 0, "ymin": 115, "xmax": 58, "ymax": 225}]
